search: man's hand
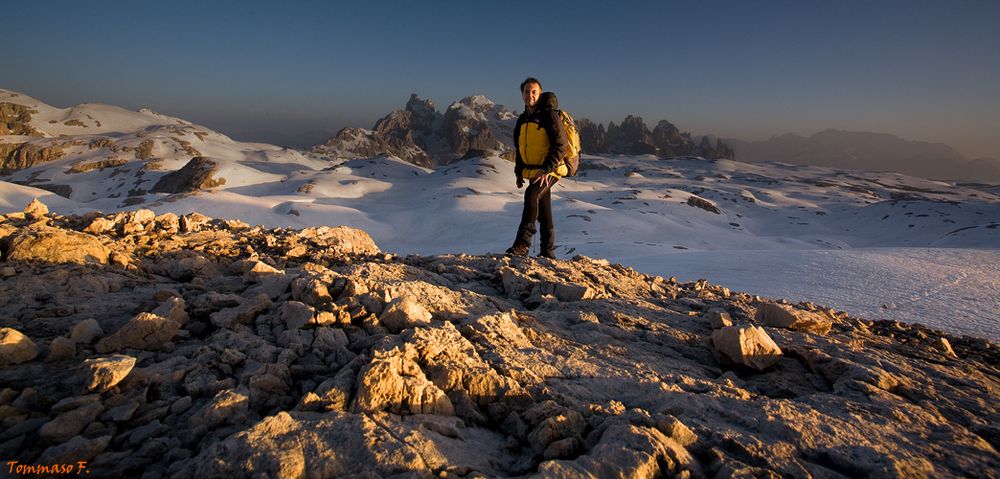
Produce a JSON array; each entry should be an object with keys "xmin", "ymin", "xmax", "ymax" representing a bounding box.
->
[
  {"xmin": 533, "ymin": 174, "xmax": 552, "ymax": 189},
  {"xmin": 516, "ymin": 177, "xmax": 524, "ymax": 189}
]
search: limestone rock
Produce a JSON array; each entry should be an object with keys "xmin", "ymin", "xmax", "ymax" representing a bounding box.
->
[
  {"xmin": 536, "ymin": 422, "xmax": 699, "ymax": 479},
  {"xmin": 23, "ymin": 198, "xmax": 48, "ymax": 219},
  {"xmin": 151, "ymin": 296, "xmax": 189, "ymax": 324},
  {"xmin": 379, "ymin": 296, "xmax": 433, "ymax": 333},
  {"xmin": 151, "ymin": 156, "xmax": 226, "ymax": 193},
  {"xmin": 70, "ymin": 318, "xmax": 104, "ymax": 344},
  {"xmin": 0, "ymin": 207, "xmax": 994, "ymax": 478},
  {"xmin": 0, "ymin": 327, "xmax": 39, "ymax": 365},
  {"xmin": 210, "ymin": 293, "xmax": 272, "ymax": 328},
  {"xmin": 297, "ymin": 226, "xmax": 380, "ymax": 256},
  {"xmin": 353, "ymin": 343, "xmax": 454, "ymax": 416},
  {"xmin": 932, "ymin": 337, "xmax": 958, "ymax": 358},
  {"xmin": 81, "ymin": 355, "xmax": 137, "ymax": 392},
  {"xmin": 39, "ymin": 402, "xmax": 104, "ymax": 443},
  {"xmin": 83, "ymin": 216, "xmax": 116, "ymax": 235},
  {"xmin": 180, "ymin": 212, "xmax": 210, "ymax": 232},
  {"xmin": 5, "ymin": 226, "xmax": 110, "ymax": 265},
  {"xmin": 553, "ymin": 282, "xmax": 595, "ymax": 302},
  {"xmin": 45, "ymin": 336, "xmax": 76, "ymax": 362},
  {"xmin": 187, "ymin": 387, "xmax": 250, "ymax": 434},
  {"xmin": 297, "ymin": 366, "xmax": 356, "ymax": 412},
  {"xmin": 710, "ymin": 325, "xmax": 783, "ymax": 370},
  {"xmin": 36, "ymin": 434, "xmax": 112, "ymax": 465},
  {"xmin": 180, "ymin": 411, "xmax": 431, "ymax": 479},
  {"xmin": 279, "ymin": 301, "xmax": 314, "ymax": 330},
  {"xmin": 705, "ymin": 309, "xmax": 733, "ymax": 329},
  {"xmin": 755, "ymin": 302, "xmax": 833, "ymax": 335},
  {"xmin": 95, "ymin": 312, "xmax": 180, "ymax": 353}
]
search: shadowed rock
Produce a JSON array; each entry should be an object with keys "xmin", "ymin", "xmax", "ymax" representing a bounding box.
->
[{"xmin": 151, "ymin": 156, "xmax": 226, "ymax": 193}]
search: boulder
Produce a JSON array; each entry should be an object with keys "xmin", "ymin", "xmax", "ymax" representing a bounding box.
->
[
  {"xmin": 0, "ymin": 327, "xmax": 39, "ymax": 365},
  {"xmin": 38, "ymin": 402, "xmax": 104, "ymax": 442},
  {"xmin": 379, "ymin": 296, "xmax": 432, "ymax": 333},
  {"xmin": 151, "ymin": 157, "xmax": 226, "ymax": 193},
  {"xmin": 95, "ymin": 312, "xmax": 181, "ymax": 353},
  {"xmin": 36, "ymin": 434, "xmax": 112, "ymax": 465},
  {"xmin": 81, "ymin": 355, "xmax": 137, "ymax": 392},
  {"xmin": 23, "ymin": 198, "xmax": 48, "ymax": 219},
  {"xmin": 187, "ymin": 387, "xmax": 250, "ymax": 433},
  {"xmin": 151, "ymin": 296, "xmax": 189, "ymax": 324},
  {"xmin": 279, "ymin": 301, "xmax": 314, "ymax": 330},
  {"xmin": 45, "ymin": 336, "xmax": 76, "ymax": 362},
  {"xmin": 705, "ymin": 309, "xmax": 733, "ymax": 329},
  {"xmin": 297, "ymin": 226, "xmax": 380, "ymax": 256},
  {"xmin": 4, "ymin": 226, "xmax": 110, "ymax": 265},
  {"xmin": 353, "ymin": 344, "xmax": 454, "ymax": 416},
  {"xmin": 180, "ymin": 411, "xmax": 431, "ymax": 479},
  {"xmin": 297, "ymin": 366, "xmax": 355, "ymax": 412},
  {"xmin": 755, "ymin": 303, "xmax": 832, "ymax": 335},
  {"xmin": 83, "ymin": 216, "xmax": 116, "ymax": 235},
  {"xmin": 710, "ymin": 325, "xmax": 783, "ymax": 370},
  {"xmin": 932, "ymin": 337, "xmax": 958, "ymax": 358},
  {"xmin": 210, "ymin": 293, "xmax": 272, "ymax": 328},
  {"xmin": 553, "ymin": 282, "xmax": 595, "ymax": 302},
  {"xmin": 70, "ymin": 318, "xmax": 104, "ymax": 344}
]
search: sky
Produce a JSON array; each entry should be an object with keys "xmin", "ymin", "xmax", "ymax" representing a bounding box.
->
[{"xmin": 3, "ymin": 0, "xmax": 999, "ymax": 158}]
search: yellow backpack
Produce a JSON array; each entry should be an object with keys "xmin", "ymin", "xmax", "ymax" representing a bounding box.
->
[{"xmin": 558, "ymin": 110, "xmax": 581, "ymax": 176}]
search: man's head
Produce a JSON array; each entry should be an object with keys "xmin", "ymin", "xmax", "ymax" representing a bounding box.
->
[{"xmin": 521, "ymin": 77, "xmax": 542, "ymax": 109}]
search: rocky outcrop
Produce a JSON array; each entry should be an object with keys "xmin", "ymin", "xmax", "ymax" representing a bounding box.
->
[
  {"xmin": 0, "ymin": 102, "xmax": 44, "ymax": 136},
  {"xmin": 150, "ymin": 156, "xmax": 226, "ymax": 194},
  {"xmin": 439, "ymin": 96, "xmax": 515, "ymax": 162},
  {"xmin": 579, "ymin": 115, "xmax": 736, "ymax": 160},
  {"xmin": 312, "ymin": 94, "xmax": 516, "ymax": 166},
  {"xmin": 0, "ymin": 199, "xmax": 997, "ymax": 477},
  {"xmin": 0, "ymin": 141, "xmax": 69, "ymax": 175}
]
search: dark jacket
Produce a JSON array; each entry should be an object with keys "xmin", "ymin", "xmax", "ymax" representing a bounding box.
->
[{"xmin": 514, "ymin": 92, "xmax": 569, "ymax": 180}]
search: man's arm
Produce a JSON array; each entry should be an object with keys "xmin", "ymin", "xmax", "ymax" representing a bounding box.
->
[{"xmin": 541, "ymin": 110, "xmax": 568, "ymax": 174}]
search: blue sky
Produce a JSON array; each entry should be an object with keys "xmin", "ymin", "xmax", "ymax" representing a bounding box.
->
[{"xmin": 4, "ymin": 1, "xmax": 999, "ymax": 158}]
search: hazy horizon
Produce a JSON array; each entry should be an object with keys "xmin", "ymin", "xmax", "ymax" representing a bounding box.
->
[{"xmin": 4, "ymin": 1, "xmax": 998, "ymax": 159}]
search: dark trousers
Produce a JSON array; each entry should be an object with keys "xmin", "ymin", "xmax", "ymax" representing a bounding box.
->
[{"xmin": 514, "ymin": 178, "xmax": 557, "ymax": 254}]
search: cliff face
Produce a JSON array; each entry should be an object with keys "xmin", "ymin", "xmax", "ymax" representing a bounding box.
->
[{"xmin": 0, "ymin": 200, "xmax": 997, "ymax": 477}]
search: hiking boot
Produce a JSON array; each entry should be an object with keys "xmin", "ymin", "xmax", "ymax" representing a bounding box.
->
[
  {"xmin": 505, "ymin": 244, "xmax": 529, "ymax": 257},
  {"xmin": 539, "ymin": 251, "xmax": 556, "ymax": 259}
]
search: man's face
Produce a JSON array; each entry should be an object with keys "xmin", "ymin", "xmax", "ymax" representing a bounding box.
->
[{"xmin": 522, "ymin": 82, "xmax": 541, "ymax": 109}]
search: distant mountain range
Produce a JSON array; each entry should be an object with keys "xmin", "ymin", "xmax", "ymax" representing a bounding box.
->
[
  {"xmin": 311, "ymin": 94, "xmax": 733, "ymax": 166},
  {"xmin": 725, "ymin": 129, "xmax": 1000, "ymax": 183}
]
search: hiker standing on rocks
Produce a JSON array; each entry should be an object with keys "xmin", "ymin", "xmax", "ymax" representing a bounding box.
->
[{"xmin": 506, "ymin": 77, "xmax": 570, "ymax": 259}]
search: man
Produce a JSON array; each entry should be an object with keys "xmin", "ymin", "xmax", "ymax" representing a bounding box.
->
[{"xmin": 506, "ymin": 77, "xmax": 570, "ymax": 259}]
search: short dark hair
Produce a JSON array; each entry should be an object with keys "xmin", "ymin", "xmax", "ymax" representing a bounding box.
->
[{"xmin": 520, "ymin": 77, "xmax": 541, "ymax": 92}]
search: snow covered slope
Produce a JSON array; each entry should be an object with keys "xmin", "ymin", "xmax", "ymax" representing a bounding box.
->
[{"xmin": 2, "ymin": 88, "xmax": 999, "ymax": 339}]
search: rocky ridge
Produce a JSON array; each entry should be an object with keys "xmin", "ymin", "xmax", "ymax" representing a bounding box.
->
[
  {"xmin": 311, "ymin": 94, "xmax": 734, "ymax": 166},
  {"xmin": 0, "ymin": 199, "xmax": 997, "ymax": 478},
  {"xmin": 312, "ymin": 94, "xmax": 516, "ymax": 167}
]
